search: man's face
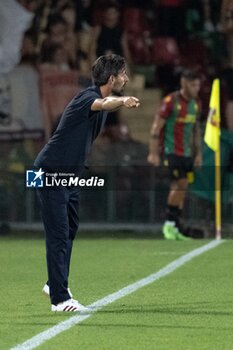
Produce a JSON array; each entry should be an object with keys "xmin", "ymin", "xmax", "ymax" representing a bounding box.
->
[
  {"xmin": 50, "ymin": 23, "xmax": 67, "ymax": 44},
  {"xmin": 111, "ymin": 69, "xmax": 129, "ymax": 94},
  {"xmin": 182, "ymin": 78, "xmax": 201, "ymax": 99},
  {"xmin": 104, "ymin": 7, "xmax": 120, "ymax": 27}
]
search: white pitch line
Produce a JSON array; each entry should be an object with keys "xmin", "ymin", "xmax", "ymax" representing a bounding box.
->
[{"xmin": 11, "ymin": 239, "xmax": 223, "ymax": 350}]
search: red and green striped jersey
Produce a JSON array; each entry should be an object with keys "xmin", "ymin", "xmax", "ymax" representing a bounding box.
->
[{"xmin": 159, "ymin": 91, "xmax": 201, "ymax": 156}]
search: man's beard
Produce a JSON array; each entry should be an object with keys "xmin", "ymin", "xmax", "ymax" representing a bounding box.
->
[{"xmin": 112, "ymin": 87, "xmax": 124, "ymax": 96}]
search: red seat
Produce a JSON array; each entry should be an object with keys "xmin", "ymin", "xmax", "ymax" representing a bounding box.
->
[
  {"xmin": 184, "ymin": 39, "xmax": 208, "ymax": 65},
  {"xmin": 151, "ymin": 37, "xmax": 181, "ymax": 65},
  {"xmin": 123, "ymin": 8, "xmax": 148, "ymax": 34},
  {"xmin": 92, "ymin": 8, "xmax": 105, "ymax": 26},
  {"xmin": 128, "ymin": 34, "xmax": 151, "ymax": 65}
]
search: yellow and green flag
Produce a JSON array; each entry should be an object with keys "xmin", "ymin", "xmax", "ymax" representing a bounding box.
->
[{"xmin": 204, "ymin": 79, "xmax": 221, "ymax": 151}]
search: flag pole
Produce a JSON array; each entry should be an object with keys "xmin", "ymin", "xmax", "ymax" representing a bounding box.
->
[
  {"xmin": 214, "ymin": 80, "xmax": 221, "ymax": 240},
  {"xmin": 204, "ymin": 78, "xmax": 222, "ymax": 239},
  {"xmin": 215, "ymin": 137, "xmax": 221, "ymax": 240}
]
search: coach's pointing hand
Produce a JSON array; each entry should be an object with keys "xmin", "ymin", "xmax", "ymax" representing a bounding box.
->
[{"xmin": 123, "ymin": 96, "xmax": 140, "ymax": 108}]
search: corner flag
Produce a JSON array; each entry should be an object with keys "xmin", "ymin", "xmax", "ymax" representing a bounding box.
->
[
  {"xmin": 204, "ymin": 79, "xmax": 220, "ymax": 151},
  {"xmin": 204, "ymin": 78, "xmax": 221, "ymax": 239}
]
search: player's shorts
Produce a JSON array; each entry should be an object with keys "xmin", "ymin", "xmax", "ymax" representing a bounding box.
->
[{"xmin": 164, "ymin": 154, "xmax": 194, "ymax": 183}]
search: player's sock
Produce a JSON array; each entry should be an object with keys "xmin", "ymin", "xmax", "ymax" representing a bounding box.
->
[{"xmin": 165, "ymin": 205, "xmax": 180, "ymax": 228}]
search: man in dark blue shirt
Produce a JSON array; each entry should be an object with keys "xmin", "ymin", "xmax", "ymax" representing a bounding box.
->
[{"xmin": 34, "ymin": 54, "xmax": 140, "ymax": 312}]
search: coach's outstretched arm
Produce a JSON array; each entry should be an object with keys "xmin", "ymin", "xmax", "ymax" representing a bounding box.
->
[{"xmin": 91, "ymin": 96, "xmax": 140, "ymax": 111}]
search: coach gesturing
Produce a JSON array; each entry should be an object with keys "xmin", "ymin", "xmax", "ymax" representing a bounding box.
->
[{"xmin": 34, "ymin": 54, "xmax": 140, "ymax": 312}]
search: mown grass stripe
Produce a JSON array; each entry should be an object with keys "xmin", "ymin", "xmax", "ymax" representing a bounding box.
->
[{"xmin": 11, "ymin": 239, "xmax": 223, "ymax": 350}]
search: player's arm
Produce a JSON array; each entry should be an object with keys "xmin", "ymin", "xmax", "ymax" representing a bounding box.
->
[
  {"xmin": 193, "ymin": 119, "xmax": 202, "ymax": 167},
  {"xmin": 147, "ymin": 114, "xmax": 165, "ymax": 166},
  {"xmin": 148, "ymin": 95, "xmax": 172, "ymax": 166},
  {"xmin": 91, "ymin": 96, "xmax": 140, "ymax": 112}
]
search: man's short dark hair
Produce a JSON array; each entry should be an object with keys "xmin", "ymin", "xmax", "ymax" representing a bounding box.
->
[
  {"xmin": 181, "ymin": 69, "xmax": 201, "ymax": 81},
  {"xmin": 46, "ymin": 15, "xmax": 67, "ymax": 33},
  {"xmin": 92, "ymin": 54, "xmax": 126, "ymax": 86},
  {"xmin": 105, "ymin": 3, "xmax": 120, "ymax": 12}
]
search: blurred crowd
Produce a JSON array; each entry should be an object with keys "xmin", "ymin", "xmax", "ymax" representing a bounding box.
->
[
  {"xmin": 0, "ymin": 0, "xmax": 232, "ymax": 225},
  {"xmin": 1, "ymin": 0, "xmax": 233, "ymax": 131}
]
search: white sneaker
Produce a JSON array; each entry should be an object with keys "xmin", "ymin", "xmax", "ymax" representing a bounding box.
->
[
  {"xmin": 42, "ymin": 283, "xmax": 73, "ymax": 298},
  {"xmin": 51, "ymin": 298, "xmax": 89, "ymax": 312}
]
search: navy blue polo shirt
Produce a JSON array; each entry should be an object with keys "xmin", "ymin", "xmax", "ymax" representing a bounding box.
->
[{"xmin": 34, "ymin": 85, "xmax": 108, "ymax": 173}]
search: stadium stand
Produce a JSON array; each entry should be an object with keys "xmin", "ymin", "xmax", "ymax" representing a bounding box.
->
[{"xmin": 0, "ymin": 0, "xmax": 232, "ymax": 235}]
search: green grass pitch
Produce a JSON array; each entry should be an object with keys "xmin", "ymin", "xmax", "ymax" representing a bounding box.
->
[{"xmin": 1, "ymin": 233, "xmax": 233, "ymax": 350}]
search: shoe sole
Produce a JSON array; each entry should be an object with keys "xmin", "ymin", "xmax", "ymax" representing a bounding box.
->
[
  {"xmin": 51, "ymin": 306, "xmax": 91, "ymax": 313},
  {"xmin": 164, "ymin": 234, "xmax": 177, "ymax": 240},
  {"xmin": 163, "ymin": 229, "xmax": 177, "ymax": 241},
  {"xmin": 176, "ymin": 235, "xmax": 191, "ymax": 241}
]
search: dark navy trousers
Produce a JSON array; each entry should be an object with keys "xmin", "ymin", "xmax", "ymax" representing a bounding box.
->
[{"xmin": 37, "ymin": 186, "xmax": 80, "ymax": 305}]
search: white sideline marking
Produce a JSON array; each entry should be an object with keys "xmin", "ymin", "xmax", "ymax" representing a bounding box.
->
[{"xmin": 11, "ymin": 240, "xmax": 223, "ymax": 350}]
